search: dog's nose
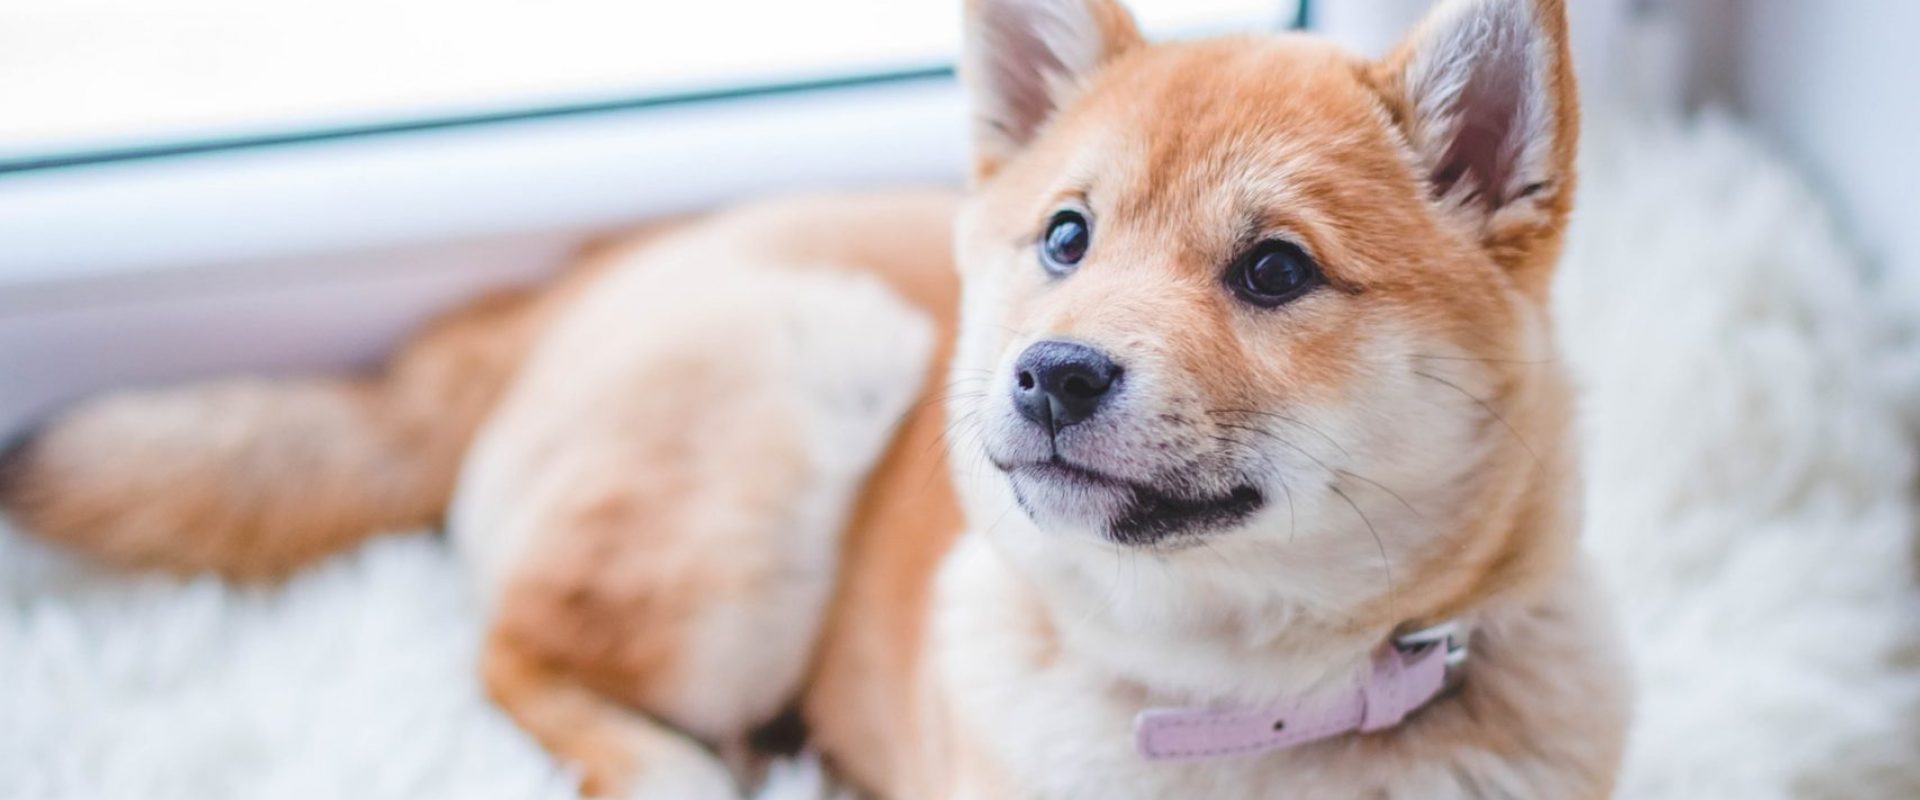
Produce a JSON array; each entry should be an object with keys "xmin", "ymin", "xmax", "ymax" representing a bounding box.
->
[{"xmin": 1011, "ymin": 340, "xmax": 1123, "ymax": 432}]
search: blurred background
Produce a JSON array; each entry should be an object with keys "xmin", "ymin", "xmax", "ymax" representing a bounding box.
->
[
  {"xmin": 2, "ymin": 2, "xmax": 1916, "ymax": 799},
  {"xmin": 3, "ymin": 0, "xmax": 1914, "ymax": 435}
]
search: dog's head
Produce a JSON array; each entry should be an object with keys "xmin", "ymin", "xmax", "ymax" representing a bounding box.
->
[{"xmin": 949, "ymin": 0, "xmax": 1580, "ymax": 625}]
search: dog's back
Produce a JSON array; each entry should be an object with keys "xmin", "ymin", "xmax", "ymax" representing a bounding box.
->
[
  {"xmin": 0, "ymin": 192, "xmax": 957, "ymax": 584},
  {"xmin": 1, "ymin": 0, "xmax": 1629, "ymax": 796}
]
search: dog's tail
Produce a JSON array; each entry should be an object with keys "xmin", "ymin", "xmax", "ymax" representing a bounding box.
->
[{"xmin": 0, "ymin": 288, "xmax": 546, "ymax": 581}]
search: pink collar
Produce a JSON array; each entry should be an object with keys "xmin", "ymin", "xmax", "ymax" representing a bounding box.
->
[{"xmin": 1133, "ymin": 622, "xmax": 1468, "ymax": 762}]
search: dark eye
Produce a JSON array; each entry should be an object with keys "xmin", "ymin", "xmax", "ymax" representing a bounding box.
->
[
  {"xmin": 1040, "ymin": 210, "xmax": 1090, "ymax": 275},
  {"xmin": 1229, "ymin": 240, "xmax": 1320, "ymax": 307}
]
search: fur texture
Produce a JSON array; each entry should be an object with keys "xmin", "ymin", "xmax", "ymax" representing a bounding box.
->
[
  {"xmin": 0, "ymin": 288, "xmax": 543, "ymax": 580},
  {"xmin": 1558, "ymin": 115, "xmax": 1920, "ymax": 799},
  {"xmin": 901, "ymin": 1, "xmax": 1621, "ymax": 795},
  {"xmin": 0, "ymin": 101, "xmax": 1912, "ymax": 800},
  {"xmin": 6, "ymin": 1, "xmax": 1913, "ymax": 798},
  {"xmin": 4, "ymin": 0, "xmax": 1624, "ymax": 796}
]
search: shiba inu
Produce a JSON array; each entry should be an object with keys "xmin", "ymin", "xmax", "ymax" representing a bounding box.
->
[{"xmin": 0, "ymin": 0, "xmax": 1630, "ymax": 796}]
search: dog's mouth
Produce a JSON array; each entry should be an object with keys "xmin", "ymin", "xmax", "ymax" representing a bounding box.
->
[{"xmin": 993, "ymin": 456, "xmax": 1264, "ymax": 545}]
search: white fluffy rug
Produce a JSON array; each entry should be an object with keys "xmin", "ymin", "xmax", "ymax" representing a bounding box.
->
[
  {"xmin": 1557, "ymin": 114, "xmax": 1920, "ymax": 798},
  {"xmin": 4, "ymin": 115, "xmax": 1917, "ymax": 799}
]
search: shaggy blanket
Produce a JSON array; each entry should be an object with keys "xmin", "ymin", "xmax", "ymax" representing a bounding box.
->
[{"xmin": 3, "ymin": 114, "xmax": 1916, "ymax": 799}]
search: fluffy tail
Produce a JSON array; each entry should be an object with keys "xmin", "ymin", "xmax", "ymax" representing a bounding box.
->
[{"xmin": 0, "ymin": 289, "xmax": 544, "ymax": 581}]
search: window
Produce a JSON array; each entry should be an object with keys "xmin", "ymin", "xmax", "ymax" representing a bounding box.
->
[{"xmin": 0, "ymin": 0, "xmax": 1301, "ymax": 170}]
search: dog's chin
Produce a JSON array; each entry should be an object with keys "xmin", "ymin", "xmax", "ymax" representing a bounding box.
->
[{"xmin": 996, "ymin": 458, "xmax": 1264, "ymax": 547}]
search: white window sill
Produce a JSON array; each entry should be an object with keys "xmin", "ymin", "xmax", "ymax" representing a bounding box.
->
[
  {"xmin": 0, "ymin": 4, "xmax": 1291, "ymax": 436},
  {"xmin": 0, "ymin": 72, "xmax": 966, "ymax": 291}
]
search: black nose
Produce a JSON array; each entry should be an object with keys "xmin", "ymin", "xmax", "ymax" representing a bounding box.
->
[{"xmin": 1011, "ymin": 340, "xmax": 1123, "ymax": 433}]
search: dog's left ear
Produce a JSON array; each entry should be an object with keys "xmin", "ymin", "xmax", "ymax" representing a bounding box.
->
[
  {"xmin": 962, "ymin": 0, "xmax": 1143, "ymax": 179},
  {"xmin": 1375, "ymin": 0, "xmax": 1578, "ymax": 293}
]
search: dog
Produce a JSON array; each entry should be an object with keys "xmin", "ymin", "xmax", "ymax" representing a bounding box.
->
[{"xmin": 0, "ymin": 0, "xmax": 1629, "ymax": 796}]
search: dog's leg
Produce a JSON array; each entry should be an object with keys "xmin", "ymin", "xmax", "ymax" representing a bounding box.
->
[
  {"xmin": 454, "ymin": 262, "xmax": 935, "ymax": 798},
  {"xmin": 0, "ymin": 287, "xmax": 547, "ymax": 580},
  {"xmin": 482, "ymin": 628, "xmax": 738, "ymax": 799}
]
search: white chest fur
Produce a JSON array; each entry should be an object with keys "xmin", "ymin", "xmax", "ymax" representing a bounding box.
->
[
  {"xmin": 925, "ymin": 535, "xmax": 1333, "ymax": 800},
  {"xmin": 925, "ymin": 533, "xmax": 1630, "ymax": 800}
]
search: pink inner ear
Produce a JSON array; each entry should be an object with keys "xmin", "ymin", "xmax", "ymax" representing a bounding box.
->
[
  {"xmin": 975, "ymin": 1, "xmax": 1074, "ymax": 145},
  {"xmin": 1429, "ymin": 18, "xmax": 1538, "ymax": 212}
]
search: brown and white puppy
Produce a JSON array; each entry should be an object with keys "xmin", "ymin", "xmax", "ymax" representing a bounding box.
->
[{"xmin": 0, "ymin": 0, "xmax": 1628, "ymax": 797}]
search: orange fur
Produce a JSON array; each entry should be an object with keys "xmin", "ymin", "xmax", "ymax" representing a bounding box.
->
[
  {"xmin": 0, "ymin": 287, "xmax": 542, "ymax": 580},
  {"xmin": 1, "ymin": 1, "xmax": 1626, "ymax": 797},
  {"xmin": 0, "ymin": 219, "xmax": 681, "ymax": 581},
  {"xmin": 443, "ymin": 191, "xmax": 958, "ymax": 797},
  {"xmin": 953, "ymin": 20, "xmax": 1583, "ymax": 624},
  {"xmin": 802, "ymin": 363, "xmax": 966, "ymax": 795}
]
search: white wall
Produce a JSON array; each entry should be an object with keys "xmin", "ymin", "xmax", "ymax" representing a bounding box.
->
[{"xmin": 1690, "ymin": 0, "xmax": 1920, "ymax": 283}]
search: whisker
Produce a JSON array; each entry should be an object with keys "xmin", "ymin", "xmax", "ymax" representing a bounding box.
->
[
  {"xmin": 1206, "ymin": 408, "xmax": 1352, "ymax": 460},
  {"xmin": 1277, "ymin": 473, "xmax": 1297, "ymax": 544},
  {"xmin": 882, "ymin": 390, "xmax": 968, "ymax": 466},
  {"xmin": 895, "ymin": 393, "xmax": 983, "ymax": 424},
  {"xmin": 917, "ymin": 407, "xmax": 976, "ymax": 460},
  {"xmin": 915, "ymin": 409, "xmax": 989, "ymax": 495},
  {"xmin": 1085, "ymin": 542, "xmax": 1126, "ymax": 628},
  {"xmin": 1412, "ymin": 369, "xmax": 1542, "ymax": 467},
  {"xmin": 1208, "ymin": 432, "xmax": 1268, "ymax": 466},
  {"xmin": 1330, "ymin": 484, "xmax": 1396, "ymax": 615},
  {"xmin": 1214, "ymin": 422, "xmax": 1336, "ymax": 477},
  {"xmin": 1409, "ymin": 353, "xmax": 1555, "ymax": 366},
  {"xmin": 1194, "ymin": 537, "xmax": 1240, "ymax": 575},
  {"xmin": 1333, "ymin": 469, "xmax": 1424, "ymax": 520},
  {"xmin": 1191, "ymin": 533, "xmax": 1275, "ymax": 592},
  {"xmin": 982, "ymin": 499, "xmax": 1023, "ymax": 538}
]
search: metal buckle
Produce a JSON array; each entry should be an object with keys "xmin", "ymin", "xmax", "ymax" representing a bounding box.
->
[{"xmin": 1392, "ymin": 620, "xmax": 1469, "ymax": 668}]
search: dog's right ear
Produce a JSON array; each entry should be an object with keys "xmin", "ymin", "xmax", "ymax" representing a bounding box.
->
[
  {"xmin": 1374, "ymin": 0, "xmax": 1578, "ymax": 295},
  {"xmin": 962, "ymin": 0, "xmax": 1142, "ymax": 179}
]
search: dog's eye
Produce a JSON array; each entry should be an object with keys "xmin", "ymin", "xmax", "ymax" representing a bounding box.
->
[
  {"xmin": 1229, "ymin": 240, "xmax": 1320, "ymax": 307},
  {"xmin": 1040, "ymin": 210, "xmax": 1090, "ymax": 275}
]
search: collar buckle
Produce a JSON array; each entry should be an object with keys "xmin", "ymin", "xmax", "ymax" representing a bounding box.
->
[{"xmin": 1391, "ymin": 620, "xmax": 1469, "ymax": 668}]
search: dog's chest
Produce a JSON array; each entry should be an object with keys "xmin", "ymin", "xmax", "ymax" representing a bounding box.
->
[{"xmin": 925, "ymin": 538, "xmax": 1341, "ymax": 799}]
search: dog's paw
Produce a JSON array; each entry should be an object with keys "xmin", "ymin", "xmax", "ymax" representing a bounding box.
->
[
  {"xmin": 568, "ymin": 718, "xmax": 740, "ymax": 800},
  {"xmin": 611, "ymin": 753, "xmax": 738, "ymax": 800}
]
